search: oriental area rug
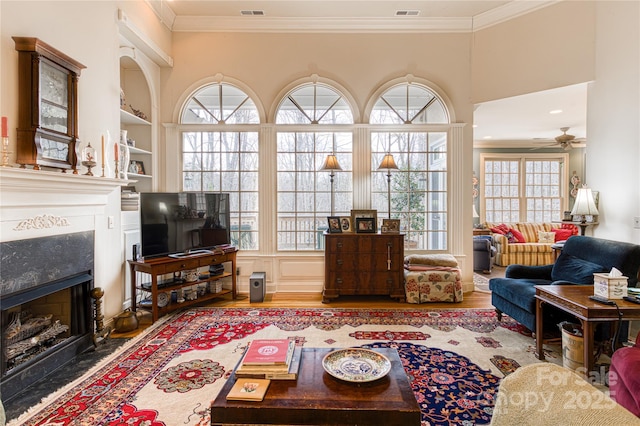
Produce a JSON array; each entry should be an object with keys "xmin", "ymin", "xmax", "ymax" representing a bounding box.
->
[{"xmin": 9, "ymin": 308, "xmax": 561, "ymax": 426}]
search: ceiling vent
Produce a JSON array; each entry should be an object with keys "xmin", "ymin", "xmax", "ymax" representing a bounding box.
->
[
  {"xmin": 240, "ymin": 10, "xmax": 265, "ymax": 16},
  {"xmin": 395, "ymin": 10, "xmax": 420, "ymax": 16}
]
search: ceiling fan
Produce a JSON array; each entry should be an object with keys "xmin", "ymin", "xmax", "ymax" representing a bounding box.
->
[{"xmin": 533, "ymin": 127, "xmax": 586, "ymax": 150}]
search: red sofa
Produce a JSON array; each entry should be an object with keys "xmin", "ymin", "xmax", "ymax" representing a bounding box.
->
[{"xmin": 610, "ymin": 331, "xmax": 640, "ymax": 417}]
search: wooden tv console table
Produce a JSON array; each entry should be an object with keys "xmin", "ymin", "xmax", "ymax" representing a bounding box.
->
[{"xmin": 129, "ymin": 249, "xmax": 237, "ymax": 323}]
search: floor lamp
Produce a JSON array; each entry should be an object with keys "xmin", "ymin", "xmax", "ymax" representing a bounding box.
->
[
  {"xmin": 570, "ymin": 185, "xmax": 599, "ymax": 235},
  {"xmin": 320, "ymin": 153, "xmax": 342, "ymax": 215},
  {"xmin": 378, "ymin": 153, "xmax": 398, "ymax": 219}
]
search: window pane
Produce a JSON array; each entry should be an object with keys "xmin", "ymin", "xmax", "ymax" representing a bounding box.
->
[
  {"xmin": 276, "ymin": 129, "xmax": 353, "ymax": 250},
  {"xmin": 371, "ymin": 129, "xmax": 447, "ymax": 250},
  {"xmin": 181, "ymin": 130, "xmax": 258, "ymax": 250},
  {"xmin": 483, "ymin": 156, "xmax": 564, "ymax": 223}
]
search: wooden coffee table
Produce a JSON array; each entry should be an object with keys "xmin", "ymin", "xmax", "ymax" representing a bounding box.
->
[
  {"xmin": 535, "ymin": 285, "xmax": 640, "ymax": 375},
  {"xmin": 211, "ymin": 347, "xmax": 421, "ymax": 425}
]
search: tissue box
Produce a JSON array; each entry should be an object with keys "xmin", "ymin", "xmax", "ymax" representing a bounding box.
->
[{"xmin": 593, "ymin": 273, "xmax": 628, "ymax": 299}]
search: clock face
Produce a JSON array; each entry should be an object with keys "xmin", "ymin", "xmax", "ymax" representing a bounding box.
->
[{"xmin": 158, "ymin": 292, "xmax": 170, "ymax": 308}]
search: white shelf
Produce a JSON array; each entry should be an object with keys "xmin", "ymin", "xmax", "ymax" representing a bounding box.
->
[
  {"xmin": 128, "ymin": 146, "xmax": 152, "ymax": 155},
  {"xmin": 120, "ymin": 108, "xmax": 151, "ymax": 126},
  {"xmin": 128, "ymin": 172, "xmax": 152, "ymax": 179}
]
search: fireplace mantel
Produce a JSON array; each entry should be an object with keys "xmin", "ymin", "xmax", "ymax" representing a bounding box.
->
[
  {"xmin": 0, "ymin": 167, "xmax": 130, "ymax": 243},
  {"xmin": 0, "ymin": 167, "xmax": 127, "ymax": 197}
]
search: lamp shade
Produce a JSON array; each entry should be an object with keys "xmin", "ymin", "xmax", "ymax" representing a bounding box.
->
[
  {"xmin": 570, "ymin": 186, "xmax": 599, "ymax": 217},
  {"xmin": 320, "ymin": 154, "xmax": 342, "ymax": 171},
  {"xmin": 377, "ymin": 153, "xmax": 398, "ymax": 170}
]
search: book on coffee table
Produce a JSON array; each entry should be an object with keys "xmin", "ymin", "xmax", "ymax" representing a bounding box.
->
[
  {"xmin": 241, "ymin": 338, "xmax": 295, "ymax": 365},
  {"xmin": 236, "ymin": 346, "xmax": 302, "ymax": 380},
  {"xmin": 226, "ymin": 378, "xmax": 271, "ymax": 401}
]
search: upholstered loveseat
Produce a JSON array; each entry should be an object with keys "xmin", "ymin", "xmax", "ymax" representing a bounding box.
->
[
  {"xmin": 489, "ymin": 235, "xmax": 640, "ymax": 333},
  {"xmin": 485, "ymin": 221, "xmax": 578, "ymax": 266}
]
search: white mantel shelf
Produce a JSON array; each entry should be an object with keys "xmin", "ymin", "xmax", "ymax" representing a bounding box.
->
[{"xmin": 0, "ymin": 167, "xmax": 130, "ymax": 196}]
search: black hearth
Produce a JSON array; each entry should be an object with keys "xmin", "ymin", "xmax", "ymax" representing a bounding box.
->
[{"xmin": 0, "ymin": 231, "xmax": 95, "ymax": 401}]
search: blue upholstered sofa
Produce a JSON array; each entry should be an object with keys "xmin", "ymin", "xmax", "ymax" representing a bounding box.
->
[{"xmin": 489, "ymin": 236, "xmax": 640, "ymax": 333}]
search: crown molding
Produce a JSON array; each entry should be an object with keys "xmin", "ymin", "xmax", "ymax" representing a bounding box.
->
[
  {"xmin": 171, "ymin": 16, "xmax": 473, "ymax": 33},
  {"xmin": 473, "ymin": 0, "xmax": 558, "ymax": 31},
  {"xmin": 169, "ymin": 1, "xmax": 557, "ymax": 33}
]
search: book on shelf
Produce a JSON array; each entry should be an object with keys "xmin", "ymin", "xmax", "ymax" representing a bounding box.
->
[
  {"xmin": 241, "ymin": 338, "xmax": 295, "ymax": 365},
  {"xmin": 236, "ymin": 346, "xmax": 302, "ymax": 380},
  {"xmin": 225, "ymin": 378, "xmax": 271, "ymax": 401}
]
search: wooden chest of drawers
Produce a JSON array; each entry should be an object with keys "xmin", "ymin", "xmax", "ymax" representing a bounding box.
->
[{"xmin": 323, "ymin": 233, "xmax": 405, "ymax": 302}]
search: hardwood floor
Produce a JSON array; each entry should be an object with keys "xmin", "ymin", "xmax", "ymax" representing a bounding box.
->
[{"xmin": 112, "ymin": 271, "xmax": 504, "ymax": 339}]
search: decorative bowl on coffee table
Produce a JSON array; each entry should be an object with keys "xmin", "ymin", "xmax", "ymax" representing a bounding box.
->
[{"xmin": 322, "ymin": 348, "xmax": 391, "ymax": 382}]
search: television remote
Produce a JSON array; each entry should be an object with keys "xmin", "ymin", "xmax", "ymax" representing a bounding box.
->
[
  {"xmin": 589, "ymin": 295, "xmax": 617, "ymax": 305},
  {"xmin": 623, "ymin": 296, "xmax": 640, "ymax": 304}
]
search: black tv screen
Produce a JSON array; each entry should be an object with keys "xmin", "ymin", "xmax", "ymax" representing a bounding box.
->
[{"xmin": 139, "ymin": 192, "xmax": 231, "ymax": 258}]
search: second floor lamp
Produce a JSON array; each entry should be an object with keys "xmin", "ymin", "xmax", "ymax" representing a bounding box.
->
[
  {"xmin": 320, "ymin": 153, "xmax": 342, "ymax": 215},
  {"xmin": 378, "ymin": 153, "xmax": 398, "ymax": 219}
]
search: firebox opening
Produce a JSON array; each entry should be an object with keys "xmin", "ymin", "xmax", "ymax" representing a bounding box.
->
[{"xmin": 1, "ymin": 272, "xmax": 94, "ymax": 401}]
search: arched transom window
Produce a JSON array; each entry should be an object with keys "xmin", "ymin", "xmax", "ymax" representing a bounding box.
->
[
  {"xmin": 370, "ymin": 83, "xmax": 448, "ymax": 124},
  {"xmin": 276, "ymin": 83, "xmax": 353, "ymax": 124},
  {"xmin": 182, "ymin": 83, "xmax": 259, "ymax": 124}
]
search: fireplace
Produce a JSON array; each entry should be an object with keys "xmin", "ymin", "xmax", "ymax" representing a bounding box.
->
[
  {"xmin": 0, "ymin": 167, "xmax": 125, "ymax": 404},
  {"xmin": 1, "ymin": 231, "xmax": 95, "ymax": 401}
]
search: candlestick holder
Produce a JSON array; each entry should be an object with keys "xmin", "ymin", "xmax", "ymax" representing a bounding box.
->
[
  {"xmin": 90, "ymin": 287, "xmax": 111, "ymax": 347},
  {"xmin": 1, "ymin": 136, "xmax": 13, "ymax": 167},
  {"xmin": 114, "ymin": 158, "xmax": 119, "ymax": 179}
]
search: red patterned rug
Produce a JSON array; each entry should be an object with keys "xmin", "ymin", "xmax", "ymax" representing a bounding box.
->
[{"xmin": 8, "ymin": 308, "xmax": 560, "ymax": 426}]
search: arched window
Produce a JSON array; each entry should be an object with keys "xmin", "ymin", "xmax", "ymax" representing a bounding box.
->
[
  {"xmin": 276, "ymin": 83, "xmax": 353, "ymax": 124},
  {"xmin": 181, "ymin": 83, "xmax": 260, "ymax": 250},
  {"xmin": 370, "ymin": 83, "xmax": 449, "ymax": 250},
  {"xmin": 182, "ymin": 83, "xmax": 259, "ymax": 124},
  {"xmin": 369, "ymin": 83, "xmax": 448, "ymax": 124},
  {"xmin": 275, "ymin": 83, "xmax": 354, "ymax": 251}
]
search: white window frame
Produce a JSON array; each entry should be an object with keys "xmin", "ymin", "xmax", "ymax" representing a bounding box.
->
[{"xmin": 480, "ymin": 152, "xmax": 570, "ymax": 223}]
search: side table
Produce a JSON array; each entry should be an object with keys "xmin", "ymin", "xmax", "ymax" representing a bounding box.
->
[{"xmin": 535, "ymin": 285, "xmax": 640, "ymax": 375}]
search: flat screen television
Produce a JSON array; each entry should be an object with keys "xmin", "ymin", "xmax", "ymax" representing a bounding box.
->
[{"xmin": 139, "ymin": 192, "xmax": 231, "ymax": 258}]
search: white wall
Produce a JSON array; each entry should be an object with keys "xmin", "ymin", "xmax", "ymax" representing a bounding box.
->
[
  {"xmin": 588, "ymin": 1, "xmax": 640, "ymax": 244},
  {"xmin": 471, "ymin": 1, "xmax": 596, "ymax": 103}
]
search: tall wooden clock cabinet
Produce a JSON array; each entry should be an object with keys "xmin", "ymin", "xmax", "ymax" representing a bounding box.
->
[{"xmin": 13, "ymin": 37, "xmax": 86, "ymax": 172}]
